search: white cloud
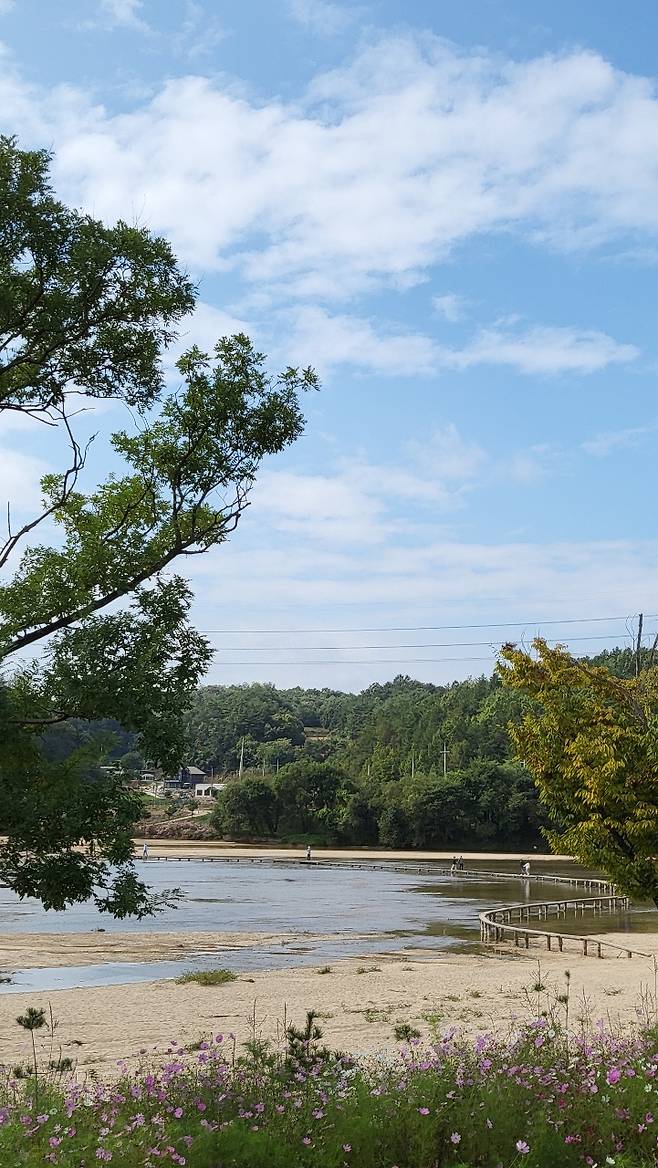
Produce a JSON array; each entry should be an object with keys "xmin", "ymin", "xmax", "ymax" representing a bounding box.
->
[
  {"xmin": 248, "ymin": 424, "xmax": 484, "ymax": 547},
  {"xmin": 0, "ymin": 448, "xmax": 50, "ymax": 517},
  {"xmin": 506, "ymin": 443, "xmax": 561, "ymax": 484},
  {"xmin": 287, "ymin": 0, "xmax": 354, "ymax": 35},
  {"xmin": 281, "ymin": 307, "xmax": 637, "ymax": 377},
  {"xmin": 99, "ymin": 0, "xmax": 148, "ymax": 29},
  {"xmin": 405, "ymin": 424, "xmax": 485, "ymax": 482},
  {"xmin": 0, "ymin": 1, "xmax": 15, "ymax": 14},
  {"xmin": 432, "ymin": 293, "xmax": 467, "ymax": 322},
  {"xmin": 251, "ymin": 468, "xmax": 386, "ymax": 545},
  {"xmin": 451, "ymin": 325, "xmax": 638, "ymax": 375},
  {"xmin": 281, "ymin": 305, "xmax": 437, "ymax": 376},
  {"xmin": 173, "ymin": 1, "xmax": 227, "ymax": 60},
  {"xmin": 5, "ymin": 37, "xmax": 658, "ymax": 296},
  {"xmin": 186, "ymin": 529, "xmax": 658, "ymax": 688},
  {"xmin": 174, "ymin": 301, "xmax": 251, "ymax": 355},
  {"xmin": 582, "ymin": 424, "xmax": 655, "ymax": 457}
]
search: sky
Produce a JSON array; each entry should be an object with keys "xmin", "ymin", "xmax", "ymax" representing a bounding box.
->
[{"xmin": 2, "ymin": 0, "xmax": 658, "ymax": 690}]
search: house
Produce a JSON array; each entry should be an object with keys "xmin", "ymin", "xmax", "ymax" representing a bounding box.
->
[
  {"xmin": 166, "ymin": 765, "xmax": 208, "ymax": 789},
  {"xmin": 194, "ymin": 782, "xmax": 224, "ymax": 799}
]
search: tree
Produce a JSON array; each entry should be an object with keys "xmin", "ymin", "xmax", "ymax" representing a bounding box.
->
[
  {"xmin": 0, "ymin": 137, "xmax": 317, "ymax": 915},
  {"xmin": 274, "ymin": 760, "xmax": 347, "ymax": 836},
  {"xmin": 211, "ymin": 778, "xmax": 278, "ymax": 839},
  {"xmin": 499, "ymin": 638, "xmax": 658, "ymax": 905}
]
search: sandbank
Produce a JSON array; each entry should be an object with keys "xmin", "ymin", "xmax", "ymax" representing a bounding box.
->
[{"xmin": 1, "ymin": 943, "xmax": 657, "ymax": 1076}]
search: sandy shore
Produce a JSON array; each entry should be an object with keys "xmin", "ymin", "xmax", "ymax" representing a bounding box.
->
[
  {"xmin": 0, "ymin": 849, "xmax": 648, "ymax": 1075},
  {"xmin": 1, "ymin": 942, "xmax": 657, "ymax": 1075},
  {"xmin": 0, "ymin": 930, "xmax": 361, "ymax": 970},
  {"xmin": 133, "ymin": 841, "xmax": 571, "ymax": 863}
]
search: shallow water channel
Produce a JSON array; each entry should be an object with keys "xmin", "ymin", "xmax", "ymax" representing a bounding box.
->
[{"xmin": 0, "ymin": 859, "xmax": 643, "ymax": 993}]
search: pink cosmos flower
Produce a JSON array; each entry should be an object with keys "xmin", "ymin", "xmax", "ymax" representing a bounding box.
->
[
  {"xmin": 418, "ymin": 1107, "xmax": 430, "ymax": 1115},
  {"xmin": 607, "ymin": 1068, "xmax": 622, "ymax": 1085},
  {"xmin": 515, "ymin": 1141, "xmax": 530, "ymax": 1155},
  {"xmin": 450, "ymin": 1132, "xmax": 461, "ymax": 1144}
]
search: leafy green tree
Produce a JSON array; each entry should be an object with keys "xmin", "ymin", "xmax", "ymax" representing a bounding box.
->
[
  {"xmin": 260, "ymin": 737, "xmax": 299, "ymax": 770},
  {"xmin": 0, "ymin": 137, "xmax": 317, "ymax": 915},
  {"xmin": 274, "ymin": 760, "xmax": 348, "ymax": 836},
  {"xmin": 500, "ymin": 638, "xmax": 658, "ymax": 905},
  {"xmin": 118, "ymin": 750, "xmax": 144, "ymax": 778},
  {"xmin": 378, "ymin": 804, "xmax": 411, "ymax": 848},
  {"xmin": 211, "ymin": 777, "xmax": 278, "ymax": 839}
]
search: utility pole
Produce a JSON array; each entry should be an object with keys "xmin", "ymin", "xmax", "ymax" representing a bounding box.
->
[
  {"xmin": 411, "ymin": 749, "xmax": 415, "ymax": 780},
  {"xmin": 238, "ymin": 737, "xmax": 245, "ymax": 779},
  {"xmin": 635, "ymin": 612, "xmax": 644, "ymax": 678},
  {"xmin": 442, "ymin": 741, "xmax": 448, "ymax": 778}
]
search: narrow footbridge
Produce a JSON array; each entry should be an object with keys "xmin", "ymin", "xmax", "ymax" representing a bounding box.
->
[{"xmin": 140, "ymin": 851, "xmax": 647, "ymax": 958}]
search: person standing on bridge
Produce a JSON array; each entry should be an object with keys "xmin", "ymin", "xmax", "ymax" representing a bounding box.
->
[
  {"xmin": 142, "ymin": 841, "xmax": 149, "ymax": 861},
  {"xmin": 306, "ymin": 845, "xmax": 311, "ymax": 862}
]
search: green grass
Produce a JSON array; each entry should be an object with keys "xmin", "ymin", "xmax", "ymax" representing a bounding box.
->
[{"xmin": 174, "ymin": 967, "xmax": 237, "ymax": 986}]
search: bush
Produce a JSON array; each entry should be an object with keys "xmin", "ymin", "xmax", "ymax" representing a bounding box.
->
[{"xmin": 174, "ymin": 968, "xmax": 237, "ymax": 986}]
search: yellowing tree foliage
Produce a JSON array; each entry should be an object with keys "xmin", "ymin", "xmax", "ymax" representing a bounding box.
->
[{"xmin": 499, "ymin": 638, "xmax": 658, "ymax": 906}]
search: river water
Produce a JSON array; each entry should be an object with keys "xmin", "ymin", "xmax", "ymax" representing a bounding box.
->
[{"xmin": 0, "ymin": 858, "xmax": 646, "ymax": 993}]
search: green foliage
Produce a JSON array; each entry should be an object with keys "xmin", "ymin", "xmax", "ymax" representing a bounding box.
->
[
  {"xmin": 211, "ymin": 777, "xmax": 279, "ymax": 839},
  {"xmin": 274, "ymin": 760, "xmax": 350, "ymax": 837},
  {"xmin": 185, "ymin": 683, "xmax": 306, "ymax": 771},
  {"xmin": 183, "ymin": 673, "xmax": 544, "ymax": 849},
  {"xmin": 500, "ymin": 638, "xmax": 658, "ymax": 904},
  {"xmin": 393, "ymin": 1023, "xmax": 421, "ymax": 1042},
  {"xmin": 0, "ymin": 137, "xmax": 317, "ymax": 916},
  {"xmin": 0, "ymin": 136, "xmax": 194, "ymax": 414},
  {"xmin": 174, "ymin": 968, "xmax": 237, "ymax": 986}
]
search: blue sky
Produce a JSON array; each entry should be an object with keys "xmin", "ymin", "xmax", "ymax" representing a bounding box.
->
[{"xmin": 2, "ymin": 0, "xmax": 658, "ymax": 689}]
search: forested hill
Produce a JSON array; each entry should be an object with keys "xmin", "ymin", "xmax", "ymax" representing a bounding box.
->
[
  {"xmin": 181, "ymin": 674, "xmax": 533, "ymax": 847},
  {"xmin": 42, "ymin": 647, "xmax": 639, "ymax": 850},
  {"xmin": 180, "ymin": 646, "xmax": 640, "ymax": 849}
]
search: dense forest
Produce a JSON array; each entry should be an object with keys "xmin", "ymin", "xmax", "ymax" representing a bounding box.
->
[
  {"xmin": 40, "ymin": 646, "xmax": 639, "ymax": 851},
  {"xmin": 175, "ymin": 646, "xmax": 640, "ymax": 849}
]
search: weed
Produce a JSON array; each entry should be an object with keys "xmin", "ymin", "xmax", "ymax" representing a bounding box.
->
[
  {"xmin": 174, "ymin": 968, "xmax": 237, "ymax": 986},
  {"xmin": 393, "ymin": 1022, "xmax": 421, "ymax": 1042}
]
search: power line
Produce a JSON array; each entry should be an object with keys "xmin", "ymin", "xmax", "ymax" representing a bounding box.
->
[
  {"xmin": 213, "ymin": 656, "xmax": 497, "ymax": 666},
  {"xmin": 212, "ymin": 633, "xmax": 637, "ymax": 653},
  {"xmin": 199, "ymin": 613, "xmax": 655, "ymax": 636}
]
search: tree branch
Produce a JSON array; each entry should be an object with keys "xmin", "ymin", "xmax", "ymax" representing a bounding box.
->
[
  {"xmin": 0, "ymin": 405, "xmax": 94, "ymax": 571},
  {"xmin": 1, "ymin": 499, "xmax": 248, "ymax": 658}
]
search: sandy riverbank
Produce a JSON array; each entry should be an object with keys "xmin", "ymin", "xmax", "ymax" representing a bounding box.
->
[
  {"xmin": 133, "ymin": 842, "xmax": 571, "ymax": 863},
  {"xmin": 0, "ymin": 929, "xmax": 363, "ymax": 970},
  {"xmin": 1, "ymin": 942, "xmax": 657, "ymax": 1075}
]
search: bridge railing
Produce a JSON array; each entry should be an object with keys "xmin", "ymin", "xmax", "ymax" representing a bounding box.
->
[{"xmin": 479, "ymin": 894, "xmax": 651, "ymax": 959}]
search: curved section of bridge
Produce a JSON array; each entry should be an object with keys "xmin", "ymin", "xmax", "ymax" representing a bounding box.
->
[{"xmin": 478, "ymin": 893, "xmax": 651, "ymax": 959}]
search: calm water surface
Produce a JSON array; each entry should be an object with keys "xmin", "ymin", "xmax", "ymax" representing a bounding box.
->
[{"xmin": 0, "ymin": 859, "xmax": 634, "ymax": 993}]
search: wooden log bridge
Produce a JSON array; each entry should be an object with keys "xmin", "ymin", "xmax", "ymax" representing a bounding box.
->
[{"xmin": 479, "ymin": 894, "xmax": 651, "ymax": 959}]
